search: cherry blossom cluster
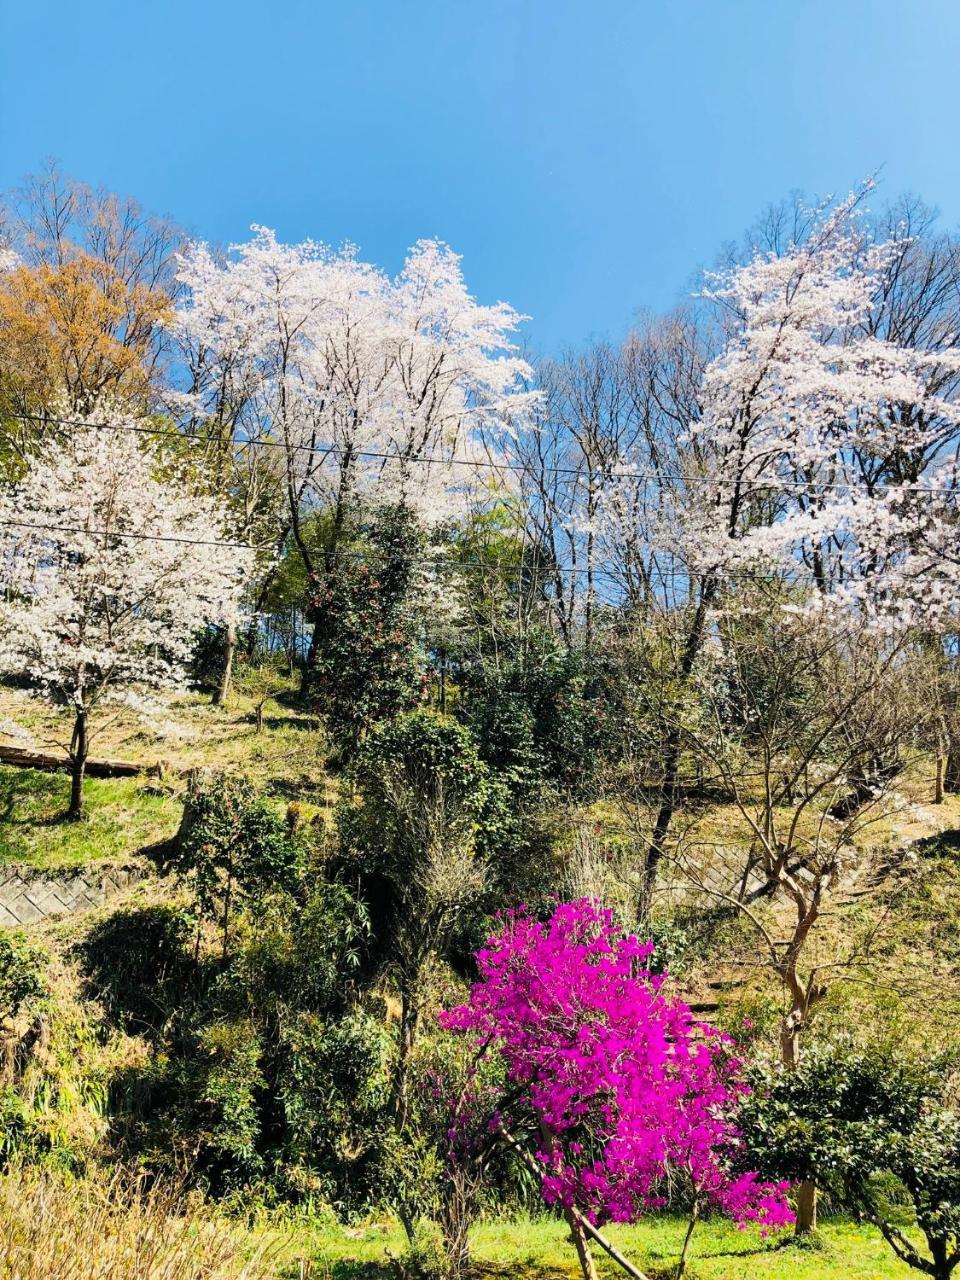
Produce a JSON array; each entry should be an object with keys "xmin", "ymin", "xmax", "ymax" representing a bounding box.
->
[
  {"xmin": 172, "ymin": 229, "xmax": 534, "ymax": 527},
  {"xmin": 440, "ymin": 899, "xmax": 792, "ymax": 1233},
  {"xmin": 0, "ymin": 401, "xmax": 251, "ymax": 715},
  {"xmin": 685, "ymin": 190, "xmax": 960, "ymax": 627}
]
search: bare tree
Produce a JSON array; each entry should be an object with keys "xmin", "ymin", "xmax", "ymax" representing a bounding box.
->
[{"xmin": 672, "ymin": 604, "xmax": 927, "ymax": 1232}]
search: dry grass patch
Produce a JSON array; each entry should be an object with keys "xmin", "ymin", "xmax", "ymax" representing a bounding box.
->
[{"xmin": 0, "ymin": 1164, "xmax": 278, "ymax": 1280}]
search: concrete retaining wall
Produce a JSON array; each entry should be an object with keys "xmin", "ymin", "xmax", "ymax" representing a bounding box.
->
[{"xmin": 0, "ymin": 863, "xmax": 146, "ymax": 927}]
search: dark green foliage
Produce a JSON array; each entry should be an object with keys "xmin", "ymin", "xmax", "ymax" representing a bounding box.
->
[
  {"xmin": 274, "ymin": 1008, "xmax": 392, "ymax": 1202},
  {"xmin": 337, "ymin": 710, "xmax": 495, "ymax": 971},
  {"xmin": 739, "ymin": 1041, "xmax": 936, "ymax": 1190},
  {"xmin": 0, "ymin": 932, "xmax": 47, "ymax": 1022},
  {"xmin": 458, "ymin": 634, "xmax": 614, "ymax": 801},
  {"xmin": 78, "ymin": 906, "xmax": 196, "ymax": 1038},
  {"xmin": 189, "ymin": 625, "xmax": 231, "ymax": 694},
  {"xmin": 0, "ymin": 1089, "xmax": 66, "ymax": 1168},
  {"xmin": 308, "ymin": 504, "xmax": 427, "ymax": 745},
  {"xmin": 740, "ymin": 1041, "xmax": 960, "ymax": 1277},
  {"xmin": 108, "ymin": 875, "xmax": 389, "ymax": 1210},
  {"xmin": 348, "ymin": 709, "xmax": 492, "ymax": 839},
  {"xmin": 171, "ymin": 774, "xmax": 302, "ymax": 954}
]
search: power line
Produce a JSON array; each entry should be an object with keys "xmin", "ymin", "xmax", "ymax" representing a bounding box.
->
[
  {"xmin": 0, "ymin": 516, "xmax": 831, "ymax": 587},
  {"xmin": 9, "ymin": 411, "xmax": 960, "ymax": 497},
  {"xmin": 0, "ymin": 518, "xmax": 255, "ymax": 552},
  {"xmin": 1, "ymin": 416, "xmax": 950, "ymax": 590}
]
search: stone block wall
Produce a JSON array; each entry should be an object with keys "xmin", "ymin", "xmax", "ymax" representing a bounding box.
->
[{"xmin": 0, "ymin": 864, "xmax": 145, "ymax": 927}]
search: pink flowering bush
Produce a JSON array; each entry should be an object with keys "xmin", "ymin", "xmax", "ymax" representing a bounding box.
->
[{"xmin": 439, "ymin": 899, "xmax": 792, "ymax": 1236}]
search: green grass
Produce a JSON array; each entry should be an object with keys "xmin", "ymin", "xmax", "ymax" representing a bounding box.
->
[
  {"xmin": 0, "ymin": 680, "xmax": 334, "ymax": 871},
  {"xmin": 0, "ymin": 766, "xmax": 180, "ymax": 869},
  {"xmin": 291, "ymin": 1214, "xmax": 917, "ymax": 1278}
]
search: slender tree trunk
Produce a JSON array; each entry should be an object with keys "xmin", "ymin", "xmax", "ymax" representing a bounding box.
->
[
  {"xmin": 496, "ymin": 1124, "xmax": 649, "ymax": 1280},
  {"xmin": 393, "ymin": 984, "xmax": 419, "ymax": 1134},
  {"xmin": 638, "ymin": 592, "xmax": 711, "ymax": 922},
  {"xmin": 67, "ymin": 707, "xmax": 88, "ymax": 821},
  {"xmin": 568, "ymin": 1213, "xmax": 600, "ymax": 1280},
  {"xmin": 781, "ymin": 1003, "xmax": 818, "ymax": 1236},
  {"xmin": 795, "ymin": 1180, "xmax": 818, "ymax": 1236},
  {"xmin": 213, "ymin": 621, "xmax": 236, "ymax": 706},
  {"xmin": 935, "ymin": 755, "xmax": 946, "ymax": 805},
  {"xmin": 300, "ymin": 615, "xmax": 320, "ymax": 699},
  {"xmin": 931, "ymin": 1235, "xmax": 950, "ymax": 1280},
  {"xmin": 538, "ymin": 1124, "xmax": 599, "ymax": 1280},
  {"xmin": 676, "ymin": 1198, "xmax": 699, "ymax": 1279}
]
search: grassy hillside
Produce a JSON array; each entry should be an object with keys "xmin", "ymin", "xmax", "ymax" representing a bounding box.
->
[
  {"xmin": 2, "ymin": 680, "xmax": 960, "ymax": 1279},
  {"xmin": 0, "ymin": 683, "xmax": 332, "ymax": 869},
  {"xmin": 4, "ymin": 677, "xmax": 960, "ymax": 1050}
]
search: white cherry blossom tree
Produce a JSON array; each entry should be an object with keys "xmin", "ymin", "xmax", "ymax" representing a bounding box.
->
[
  {"xmin": 616, "ymin": 188, "xmax": 960, "ymax": 919},
  {"xmin": 171, "ymin": 228, "xmax": 533, "ymax": 691},
  {"xmin": 0, "ymin": 404, "xmax": 251, "ymax": 817},
  {"xmin": 686, "ymin": 188, "xmax": 960, "ymax": 621},
  {"xmin": 171, "ymin": 229, "xmax": 532, "ymax": 547}
]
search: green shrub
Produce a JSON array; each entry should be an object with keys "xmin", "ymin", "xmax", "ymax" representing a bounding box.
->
[
  {"xmin": 171, "ymin": 774, "xmax": 302, "ymax": 956},
  {"xmin": 308, "ymin": 503, "xmax": 427, "ymax": 746},
  {"xmin": 739, "ymin": 1040, "xmax": 960, "ymax": 1278},
  {"xmin": 111, "ymin": 878, "xmax": 386, "ymax": 1210},
  {"xmin": 79, "ymin": 905, "xmax": 195, "ymax": 1038},
  {"xmin": 0, "ymin": 933, "xmax": 47, "ymax": 1023}
]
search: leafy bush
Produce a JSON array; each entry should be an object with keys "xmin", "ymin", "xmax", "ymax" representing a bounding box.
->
[
  {"xmin": 112, "ymin": 876, "xmax": 387, "ymax": 1210},
  {"xmin": 338, "ymin": 710, "xmax": 495, "ymax": 990},
  {"xmin": 79, "ymin": 905, "xmax": 195, "ymax": 1038},
  {"xmin": 458, "ymin": 634, "xmax": 614, "ymax": 801},
  {"xmin": 171, "ymin": 774, "xmax": 302, "ymax": 955},
  {"xmin": 739, "ymin": 1040, "xmax": 960, "ymax": 1278},
  {"xmin": 308, "ymin": 503, "xmax": 427, "ymax": 745},
  {"xmin": 0, "ymin": 933, "xmax": 47, "ymax": 1023}
]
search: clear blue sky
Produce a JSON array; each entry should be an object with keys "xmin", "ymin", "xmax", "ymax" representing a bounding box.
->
[{"xmin": 2, "ymin": 0, "xmax": 958, "ymax": 353}]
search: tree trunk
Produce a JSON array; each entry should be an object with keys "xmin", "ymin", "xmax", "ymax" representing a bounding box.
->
[
  {"xmin": 67, "ymin": 707, "xmax": 88, "ymax": 821},
  {"xmin": 496, "ymin": 1124, "xmax": 649, "ymax": 1280},
  {"xmin": 638, "ymin": 592, "xmax": 711, "ymax": 923},
  {"xmin": 676, "ymin": 1199, "xmax": 699, "ymax": 1279},
  {"xmin": 537, "ymin": 1124, "xmax": 599, "ymax": 1280},
  {"xmin": 568, "ymin": 1213, "xmax": 600, "ymax": 1280},
  {"xmin": 0, "ymin": 745, "xmax": 160, "ymax": 778},
  {"xmin": 212, "ymin": 621, "xmax": 236, "ymax": 706},
  {"xmin": 393, "ymin": 985, "xmax": 419, "ymax": 1134},
  {"xmin": 300, "ymin": 610, "xmax": 320, "ymax": 699},
  {"xmin": 781, "ymin": 1005, "xmax": 819, "ymax": 1236},
  {"xmin": 935, "ymin": 756, "xmax": 946, "ymax": 805},
  {"xmin": 795, "ymin": 1180, "xmax": 818, "ymax": 1236}
]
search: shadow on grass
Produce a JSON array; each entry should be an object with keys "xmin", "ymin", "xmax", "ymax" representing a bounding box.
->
[
  {"xmin": 257, "ymin": 713, "xmax": 322, "ymax": 733},
  {"xmin": 704, "ymin": 1242, "xmax": 784, "ymax": 1259},
  {"xmin": 265, "ymin": 776, "xmax": 331, "ymax": 803},
  {"xmin": 0, "ymin": 766, "xmax": 67, "ymax": 826},
  {"xmin": 295, "ymin": 1267, "xmax": 578, "ymax": 1280},
  {"xmin": 915, "ymin": 828, "xmax": 960, "ymax": 857}
]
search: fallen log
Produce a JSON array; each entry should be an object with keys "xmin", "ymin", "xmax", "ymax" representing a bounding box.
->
[{"xmin": 0, "ymin": 744, "xmax": 162, "ymax": 779}]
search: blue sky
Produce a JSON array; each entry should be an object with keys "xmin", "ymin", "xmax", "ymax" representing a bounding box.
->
[{"xmin": 2, "ymin": 1, "xmax": 958, "ymax": 352}]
